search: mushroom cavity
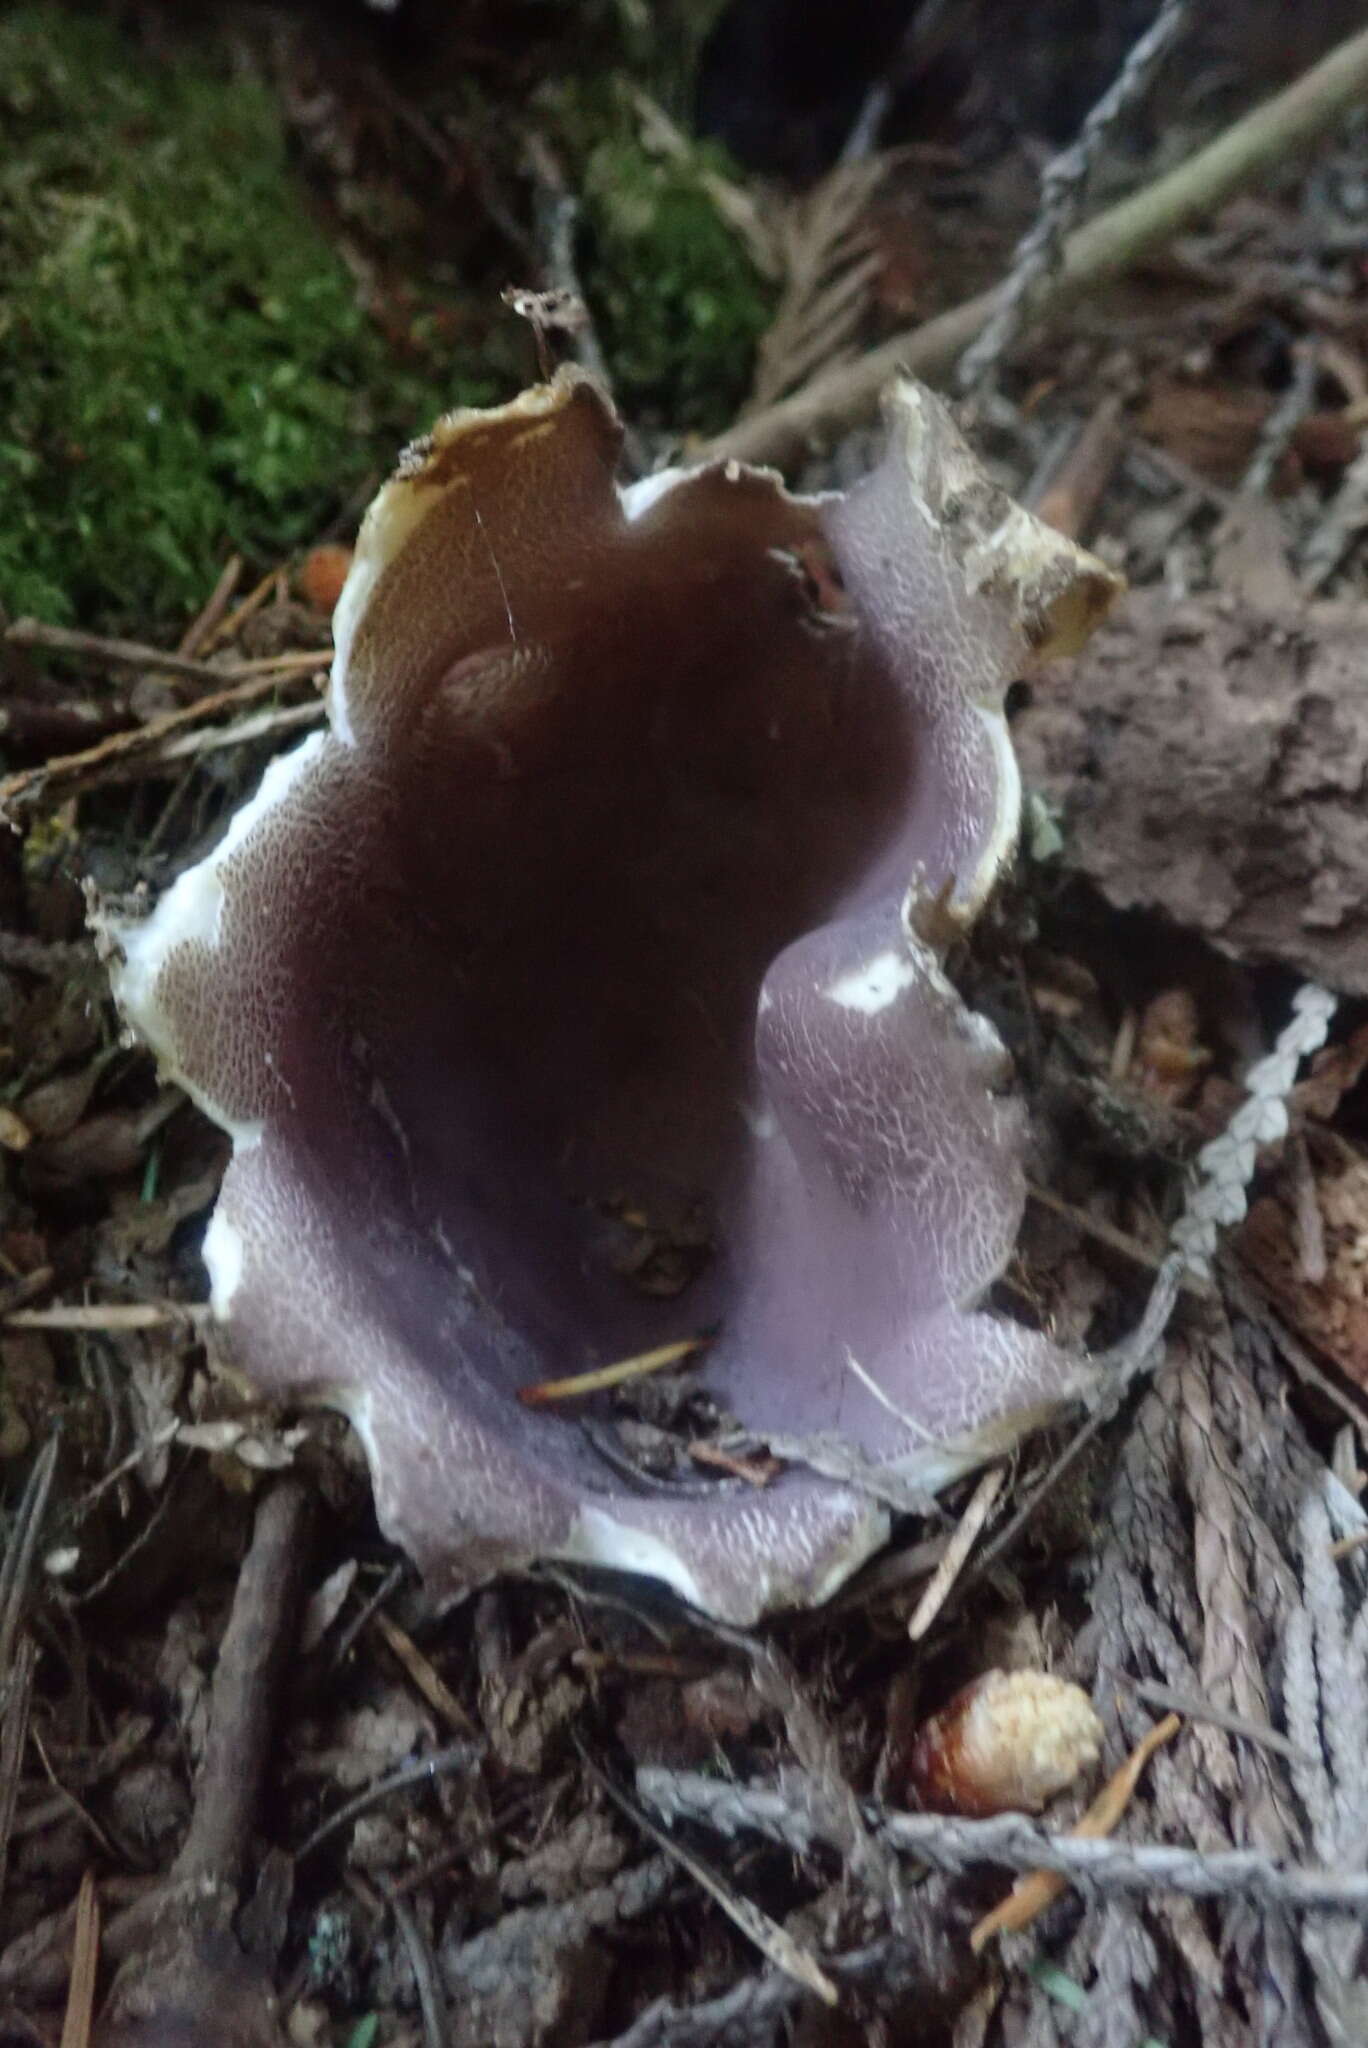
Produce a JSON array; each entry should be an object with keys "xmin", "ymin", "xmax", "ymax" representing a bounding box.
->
[{"xmin": 110, "ymin": 370, "xmax": 1120, "ymax": 1622}]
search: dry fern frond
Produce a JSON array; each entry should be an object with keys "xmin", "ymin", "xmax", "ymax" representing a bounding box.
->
[{"xmin": 744, "ymin": 157, "xmax": 892, "ymax": 415}]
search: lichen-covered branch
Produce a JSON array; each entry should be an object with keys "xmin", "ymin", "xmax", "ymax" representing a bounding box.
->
[
  {"xmin": 956, "ymin": 0, "xmax": 1192, "ymax": 398},
  {"xmin": 704, "ymin": 19, "xmax": 1368, "ymax": 468},
  {"xmin": 637, "ymin": 1766, "xmax": 1368, "ymax": 1914}
]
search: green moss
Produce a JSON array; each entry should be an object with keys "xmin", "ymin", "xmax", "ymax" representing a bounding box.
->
[
  {"xmin": 0, "ymin": 6, "xmax": 498, "ymax": 632},
  {"xmin": 577, "ymin": 123, "xmax": 773, "ymax": 435}
]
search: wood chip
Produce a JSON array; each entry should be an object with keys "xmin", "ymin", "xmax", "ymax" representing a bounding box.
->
[
  {"xmin": 686, "ymin": 1440, "xmax": 782, "ymax": 1487},
  {"xmin": 1032, "ymin": 394, "xmax": 1127, "ymax": 541}
]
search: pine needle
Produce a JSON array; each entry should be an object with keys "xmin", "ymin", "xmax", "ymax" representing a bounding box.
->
[
  {"xmin": 518, "ymin": 1336, "xmax": 709, "ymax": 1408},
  {"xmin": 970, "ymin": 1713, "xmax": 1182, "ymax": 1950},
  {"xmin": 59, "ymin": 1870, "xmax": 99, "ymax": 2048}
]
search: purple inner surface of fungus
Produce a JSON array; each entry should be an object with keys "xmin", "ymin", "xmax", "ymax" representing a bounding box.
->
[{"xmin": 115, "ymin": 373, "xmax": 1102, "ymax": 1620}]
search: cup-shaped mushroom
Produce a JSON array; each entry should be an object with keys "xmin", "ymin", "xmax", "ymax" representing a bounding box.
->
[{"xmin": 110, "ymin": 371, "xmax": 1119, "ymax": 1622}]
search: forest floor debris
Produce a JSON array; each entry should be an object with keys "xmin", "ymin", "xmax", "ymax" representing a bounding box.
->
[{"xmin": 2, "ymin": 2, "xmax": 1368, "ymax": 2045}]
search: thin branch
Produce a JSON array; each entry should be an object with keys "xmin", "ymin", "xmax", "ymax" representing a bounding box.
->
[
  {"xmin": 1, "ymin": 662, "xmax": 324, "ymax": 816},
  {"xmin": 584, "ymin": 1960, "xmax": 799, "ymax": 2048},
  {"xmin": 441, "ymin": 1856, "xmax": 675, "ymax": 1993},
  {"xmin": 178, "ymin": 554, "xmax": 242, "ymax": 658},
  {"xmin": 702, "ymin": 18, "xmax": 1368, "ymax": 468},
  {"xmin": 150, "ymin": 698, "xmax": 323, "ymax": 768},
  {"xmin": 1, "ymin": 619, "xmax": 323, "ymax": 689},
  {"xmin": 293, "ymin": 1743, "xmax": 485, "ymax": 1865},
  {"xmin": 175, "ymin": 1478, "xmax": 311, "ymax": 1887}
]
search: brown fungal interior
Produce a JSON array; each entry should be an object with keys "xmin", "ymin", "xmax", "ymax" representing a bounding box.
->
[{"xmin": 285, "ymin": 475, "xmax": 923, "ymax": 1420}]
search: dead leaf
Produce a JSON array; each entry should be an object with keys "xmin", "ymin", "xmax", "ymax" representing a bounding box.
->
[{"xmin": 1139, "ymin": 380, "xmax": 1273, "ymax": 487}]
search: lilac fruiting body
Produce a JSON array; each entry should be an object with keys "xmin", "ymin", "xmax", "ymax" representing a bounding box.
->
[{"xmin": 111, "ymin": 371, "xmax": 1120, "ymax": 1622}]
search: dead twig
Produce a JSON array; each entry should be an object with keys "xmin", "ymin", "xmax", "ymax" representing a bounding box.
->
[
  {"xmin": 1026, "ymin": 1183, "xmax": 1208, "ymax": 1295},
  {"xmin": 587, "ymin": 1927, "xmax": 960, "ymax": 2048},
  {"xmin": 1225, "ymin": 1264, "xmax": 1368, "ymax": 1442},
  {"xmin": 329, "ymin": 1560, "xmax": 408, "ymax": 1672},
  {"xmin": 2, "ymin": 619, "xmax": 228, "ymax": 686},
  {"xmin": 0, "ymin": 661, "xmax": 324, "ymax": 815},
  {"xmin": 149, "ymin": 698, "xmax": 323, "ymax": 768},
  {"xmin": 524, "ymin": 134, "xmax": 634, "ymax": 458},
  {"xmin": 441, "ymin": 1856, "xmax": 676, "ymax": 1999},
  {"xmin": 1288, "ymin": 1131, "xmax": 1328, "ymax": 1285},
  {"xmin": 95, "ymin": 1478, "xmax": 311, "ymax": 2035},
  {"xmin": 821, "ymin": 1531, "xmax": 949, "ymax": 1616},
  {"xmin": 583, "ymin": 1956, "xmax": 802, "ymax": 2048},
  {"xmin": 0, "ymin": 1434, "xmax": 59, "ymax": 1908},
  {"xmin": 177, "ymin": 555, "xmax": 243, "ymax": 659},
  {"xmin": 978, "ymin": 985, "xmax": 1338, "ymax": 1594},
  {"xmin": 176, "ymin": 1477, "xmax": 310, "ymax": 1887},
  {"xmin": 0, "ymin": 1642, "xmax": 35, "ymax": 1917},
  {"xmin": 201, "ymin": 563, "xmax": 284, "ymax": 654},
  {"xmin": 627, "ymin": 91, "xmax": 781, "ymax": 281},
  {"xmin": 1, "ymin": 619, "xmax": 324, "ymax": 689},
  {"xmin": 703, "ymin": 20, "xmax": 1368, "ymax": 467}
]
